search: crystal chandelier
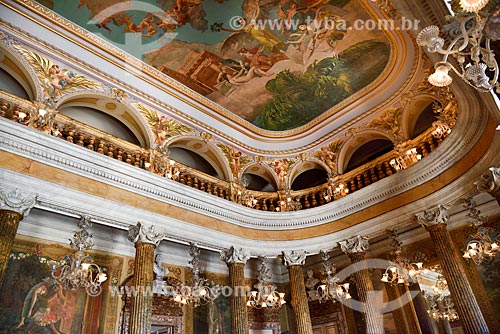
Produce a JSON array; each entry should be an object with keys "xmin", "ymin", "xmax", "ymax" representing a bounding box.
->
[
  {"xmin": 317, "ymin": 250, "xmax": 351, "ymax": 303},
  {"xmin": 49, "ymin": 216, "xmax": 107, "ymax": 296},
  {"xmin": 173, "ymin": 243, "xmax": 219, "ymax": 307},
  {"xmin": 417, "ymin": 0, "xmax": 500, "ymax": 92},
  {"xmin": 381, "ymin": 230, "xmax": 424, "ymax": 286},
  {"xmin": 390, "ymin": 143, "xmax": 422, "ymax": 172},
  {"xmin": 461, "ymin": 196, "xmax": 500, "ymax": 264},
  {"xmin": 247, "ymin": 256, "xmax": 286, "ymax": 309}
]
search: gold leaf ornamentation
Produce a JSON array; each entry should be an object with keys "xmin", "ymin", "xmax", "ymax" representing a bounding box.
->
[
  {"xmin": 137, "ymin": 104, "xmax": 192, "ymax": 145},
  {"xmin": 14, "ymin": 44, "xmax": 101, "ymax": 98}
]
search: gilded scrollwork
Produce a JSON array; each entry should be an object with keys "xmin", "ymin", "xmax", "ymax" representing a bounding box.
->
[
  {"xmin": 313, "ymin": 138, "xmax": 343, "ymax": 172},
  {"xmin": 366, "ymin": 108, "xmax": 404, "ymax": 143},
  {"xmin": 137, "ymin": 103, "xmax": 193, "ymax": 146},
  {"xmin": 217, "ymin": 143, "xmax": 250, "ymax": 180},
  {"xmin": 14, "ymin": 44, "xmax": 101, "ymax": 98}
]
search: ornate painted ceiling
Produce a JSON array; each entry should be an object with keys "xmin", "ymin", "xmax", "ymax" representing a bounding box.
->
[{"xmin": 32, "ymin": 0, "xmax": 410, "ymax": 138}]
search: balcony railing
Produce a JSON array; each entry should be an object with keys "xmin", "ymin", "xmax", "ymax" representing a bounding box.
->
[{"xmin": 0, "ymin": 92, "xmax": 448, "ymax": 212}]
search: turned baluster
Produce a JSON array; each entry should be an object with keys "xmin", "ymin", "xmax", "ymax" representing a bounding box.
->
[
  {"xmin": 348, "ymin": 179, "xmax": 357, "ymax": 193},
  {"xmin": 12, "ymin": 106, "xmax": 22, "ymax": 122},
  {"xmin": 134, "ymin": 153, "xmax": 141, "ymax": 167},
  {"xmin": 269, "ymin": 199, "xmax": 275, "ymax": 212},
  {"xmin": 310, "ymin": 193, "xmax": 318, "ymax": 207},
  {"xmin": 87, "ymin": 136, "xmax": 95, "ymax": 151},
  {"xmin": 179, "ymin": 172, "xmax": 186, "ymax": 184},
  {"xmin": 206, "ymin": 183, "xmax": 213, "ymax": 195},
  {"xmin": 356, "ymin": 175, "xmax": 364, "ymax": 189},
  {"xmin": 97, "ymin": 140, "xmax": 105, "ymax": 154},
  {"xmin": 200, "ymin": 180, "xmax": 206, "ymax": 192},
  {"xmin": 192, "ymin": 177, "xmax": 199, "ymax": 189},
  {"xmin": 0, "ymin": 101, "xmax": 9, "ymax": 118},
  {"xmin": 261, "ymin": 199, "xmax": 268, "ymax": 211},
  {"xmin": 66, "ymin": 128, "xmax": 75, "ymax": 143},
  {"xmin": 116, "ymin": 148, "xmax": 124, "ymax": 161},
  {"xmin": 303, "ymin": 195, "xmax": 310, "ymax": 209},
  {"xmin": 383, "ymin": 161, "xmax": 393, "ymax": 176},
  {"xmin": 186, "ymin": 175, "xmax": 193, "ymax": 187},
  {"xmin": 76, "ymin": 132, "xmax": 85, "ymax": 146},
  {"xmin": 107, "ymin": 144, "xmax": 115, "ymax": 158},
  {"xmin": 376, "ymin": 165, "xmax": 385, "ymax": 180},
  {"xmin": 125, "ymin": 152, "xmax": 132, "ymax": 165},
  {"xmin": 369, "ymin": 168, "xmax": 377, "ymax": 182},
  {"xmin": 318, "ymin": 193, "xmax": 325, "ymax": 206}
]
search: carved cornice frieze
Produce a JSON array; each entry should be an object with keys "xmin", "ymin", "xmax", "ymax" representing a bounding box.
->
[
  {"xmin": 282, "ymin": 250, "xmax": 307, "ymax": 266},
  {"xmin": 220, "ymin": 246, "xmax": 250, "ymax": 265},
  {"xmin": 0, "ymin": 187, "xmax": 37, "ymax": 217},
  {"xmin": 128, "ymin": 222, "xmax": 165, "ymax": 245}
]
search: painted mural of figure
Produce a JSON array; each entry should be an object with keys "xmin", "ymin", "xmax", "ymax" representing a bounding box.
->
[
  {"xmin": 15, "ymin": 281, "xmax": 67, "ymax": 334},
  {"xmin": 228, "ymin": 48, "xmax": 287, "ymax": 84}
]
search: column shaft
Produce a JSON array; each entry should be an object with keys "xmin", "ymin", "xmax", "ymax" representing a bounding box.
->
[
  {"xmin": 0, "ymin": 210, "xmax": 22, "ymax": 286},
  {"xmin": 348, "ymin": 252, "xmax": 384, "ymax": 334},
  {"xmin": 427, "ymin": 223, "xmax": 489, "ymax": 334},
  {"xmin": 228, "ymin": 262, "xmax": 248, "ymax": 334},
  {"xmin": 408, "ymin": 283, "xmax": 436, "ymax": 334},
  {"xmin": 128, "ymin": 242, "xmax": 156, "ymax": 334},
  {"xmin": 288, "ymin": 265, "xmax": 313, "ymax": 334}
]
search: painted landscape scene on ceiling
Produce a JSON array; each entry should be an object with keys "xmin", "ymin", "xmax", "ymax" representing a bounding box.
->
[{"xmin": 38, "ymin": 0, "xmax": 390, "ymax": 131}]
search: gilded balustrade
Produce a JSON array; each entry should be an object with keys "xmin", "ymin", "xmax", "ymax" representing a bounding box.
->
[{"xmin": 0, "ymin": 92, "xmax": 445, "ymax": 212}]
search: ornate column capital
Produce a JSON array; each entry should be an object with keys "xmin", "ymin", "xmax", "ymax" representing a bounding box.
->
[
  {"xmin": 339, "ymin": 235, "xmax": 369, "ymax": 254},
  {"xmin": 128, "ymin": 222, "xmax": 165, "ymax": 245},
  {"xmin": 220, "ymin": 246, "xmax": 250, "ymax": 265},
  {"xmin": 415, "ymin": 205, "xmax": 449, "ymax": 228},
  {"xmin": 282, "ymin": 249, "xmax": 307, "ymax": 266},
  {"xmin": 0, "ymin": 188, "xmax": 37, "ymax": 217},
  {"xmin": 475, "ymin": 167, "xmax": 500, "ymax": 192}
]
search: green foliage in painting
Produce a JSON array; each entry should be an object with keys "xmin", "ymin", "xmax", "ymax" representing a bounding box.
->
[{"xmin": 255, "ymin": 40, "xmax": 390, "ymax": 131}]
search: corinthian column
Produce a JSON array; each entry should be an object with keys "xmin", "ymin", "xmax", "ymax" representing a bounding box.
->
[
  {"xmin": 475, "ymin": 167, "xmax": 500, "ymax": 205},
  {"xmin": 220, "ymin": 246, "xmax": 250, "ymax": 334},
  {"xmin": 127, "ymin": 222, "xmax": 165, "ymax": 334},
  {"xmin": 416, "ymin": 205, "xmax": 490, "ymax": 334},
  {"xmin": 283, "ymin": 250, "xmax": 312, "ymax": 334},
  {"xmin": 339, "ymin": 236, "xmax": 384, "ymax": 334},
  {"xmin": 0, "ymin": 188, "xmax": 36, "ymax": 285}
]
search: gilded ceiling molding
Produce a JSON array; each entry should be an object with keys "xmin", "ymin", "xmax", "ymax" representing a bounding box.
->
[
  {"xmin": 0, "ymin": 187, "xmax": 37, "ymax": 216},
  {"xmin": 137, "ymin": 103, "xmax": 193, "ymax": 147}
]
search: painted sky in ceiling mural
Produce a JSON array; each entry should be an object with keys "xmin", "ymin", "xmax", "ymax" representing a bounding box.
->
[{"xmin": 39, "ymin": 0, "xmax": 390, "ymax": 131}]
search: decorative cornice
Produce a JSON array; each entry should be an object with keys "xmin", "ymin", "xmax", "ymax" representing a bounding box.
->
[
  {"xmin": 339, "ymin": 236, "xmax": 370, "ymax": 254},
  {"xmin": 282, "ymin": 250, "xmax": 307, "ymax": 266},
  {"xmin": 415, "ymin": 205, "xmax": 450, "ymax": 228},
  {"xmin": 0, "ymin": 187, "xmax": 37, "ymax": 216},
  {"xmin": 220, "ymin": 246, "xmax": 250, "ymax": 265},
  {"xmin": 127, "ymin": 222, "xmax": 165, "ymax": 245}
]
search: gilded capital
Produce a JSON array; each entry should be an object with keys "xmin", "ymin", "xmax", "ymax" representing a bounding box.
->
[
  {"xmin": 128, "ymin": 222, "xmax": 165, "ymax": 245},
  {"xmin": 283, "ymin": 249, "xmax": 307, "ymax": 266},
  {"xmin": 220, "ymin": 246, "xmax": 250, "ymax": 265},
  {"xmin": 339, "ymin": 235, "xmax": 369, "ymax": 254},
  {"xmin": 415, "ymin": 205, "xmax": 449, "ymax": 228},
  {"xmin": 0, "ymin": 188, "xmax": 37, "ymax": 217}
]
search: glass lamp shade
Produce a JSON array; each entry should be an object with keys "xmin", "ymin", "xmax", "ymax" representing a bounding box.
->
[
  {"xmin": 429, "ymin": 64, "xmax": 453, "ymax": 87},
  {"xmin": 416, "ymin": 26, "xmax": 444, "ymax": 52},
  {"xmin": 465, "ymin": 63, "xmax": 492, "ymax": 89},
  {"xmin": 460, "ymin": 0, "xmax": 489, "ymax": 13}
]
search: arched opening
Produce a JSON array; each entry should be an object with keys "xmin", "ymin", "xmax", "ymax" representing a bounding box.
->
[
  {"xmin": 169, "ymin": 147, "xmax": 220, "ymax": 178},
  {"xmin": 0, "ymin": 67, "xmax": 30, "ymax": 100},
  {"xmin": 241, "ymin": 173, "xmax": 277, "ymax": 192},
  {"xmin": 409, "ymin": 102, "xmax": 438, "ymax": 139},
  {"xmin": 291, "ymin": 169, "xmax": 328, "ymax": 190},
  {"xmin": 60, "ymin": 106, "xmax": 141, "ymax": 145},
  {"xmin": 344, "ymin": 139, "xmax": 393, "ymax": 173}
]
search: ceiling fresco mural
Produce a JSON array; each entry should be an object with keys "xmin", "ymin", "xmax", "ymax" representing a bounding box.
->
[{"xmin": 37, "ymin": 0, "xmax": 390, "ymax": 131}]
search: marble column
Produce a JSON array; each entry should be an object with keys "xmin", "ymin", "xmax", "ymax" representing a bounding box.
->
[
  {"xmin": 475, "ymin": 167, "xmax": 500, "ymax": 205},
  {"xmin": 339, "ymin": 236, "xmax": 384, "ymax": 334},
  {"xmin": 0, "ymin": 188, "xmax": 36, "ymax": 286},
  {"xmin": 127, "ymin": 222, "xmax": 165, "ymax": 334},
  {"xmin": 416, "ymin": 205, "xmax": 490, "ymax": 334},
  {"xmin": 406, "ymin": 284, "xmax": 436, "ymax": 334},
  {"xmin": 283, "ymin": 250, "xmax": 313, "ymax": 334},
  {"xmin": 220, "ymin": 246, "xmax": 250, "ymax": 334}
]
